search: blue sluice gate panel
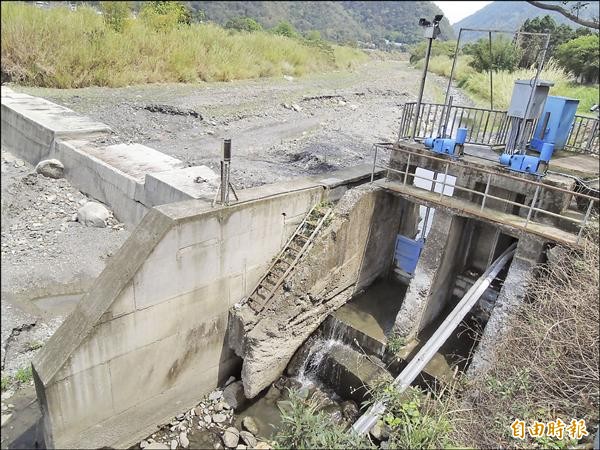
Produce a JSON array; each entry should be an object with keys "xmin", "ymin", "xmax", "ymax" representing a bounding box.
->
[{"xmin": 394, "ymin": 235, "xmax": 424, "ymax": 275}]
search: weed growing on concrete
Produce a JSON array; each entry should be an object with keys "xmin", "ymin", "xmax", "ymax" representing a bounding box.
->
[
  {"xmin": 274, "ymin": 388, "xmax": 373, "ymax": 449},
  {"xmin": 386, "ymin": 332, "xmax": 406, "ymax": 355},
  {"xmin": 14, "ymin": 366, "xmax": 32, "ymax": 385}
]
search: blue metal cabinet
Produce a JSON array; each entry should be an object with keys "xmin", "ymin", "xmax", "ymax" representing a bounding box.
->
[{"xmin": 531, "ymin": 96, "xmax": 579, "ymax": 151}]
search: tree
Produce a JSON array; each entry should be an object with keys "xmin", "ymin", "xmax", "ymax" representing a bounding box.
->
[
  {"xmin": 99, "ymin": 1, "xmax": 131, "ymax": 32},
  {"xmin": 271, "ymin": 21, "xmax": 298, "ymax": 39},
  {"xmin": 517, "ymin": 15, "xmax": 588, "ymax": 68},
  {"xmin": 526, "ymin": 1, "xmax": 599, "ymax": 29},
  {"xmin": 408, "ymin": 40, "xmax": 456, "ymax": 64},
  {"xmin": 140, "ymin": 1, "xmax": 191, "ymax": 32},
  {"xmin": 225, "ymin": 17, "xmax": 263, "ymax": 32},
  {"xmin": 463, "ymin": 36, "xmax": 521, "ymax": 72},
  {"xmin": 555, "ymin": 34, "xmax": 600, "ymax": 83}
]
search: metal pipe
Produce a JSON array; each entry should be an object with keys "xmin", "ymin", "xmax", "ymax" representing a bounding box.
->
[
  {"xmin": 444, "ymin": 29, "xmax": 462, "ymax": 111},
  {"xmin": 411, "ymin": 36, "xmax": 434, "ymax": 139},
  {"xmin": 488, "ymin": 31, "xmax": 494, "ymax": 110},
  {"xmin": 371, "ymin": 145, "xmax": 378, "ymax": 183},
  {"xmin": 577, "ymin": 199, "xmax": 595, "ymax": 243},
  {"xmin": 353, "ymin": 244, "xmax": 517, "ymax": 435}
]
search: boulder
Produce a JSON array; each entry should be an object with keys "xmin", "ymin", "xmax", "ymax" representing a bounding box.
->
[
  {"xmin": 145, "ymin": 444, "xmax": 170, "ymax": 450},
  {"xmin": 179, "ymin": 432, "xmax": 189, "ymax": 448},
  {"xmin": 222, "ymin": 427, "xmax": 240, "ymax": 448},
  {"xmin": 35, "ymin": 159, "xmax": 64, "ymax": 179},
  {"xmin": 241, "ymin": 416, "xmax": 259, "ymax": 436},
  {"xmin": 212, "ymin": 413, "xmax": 227, "ymax": 424},
  {"xmin": 239, "ymin": 431, "xmax": 257, "ymax": 448},
  {"xmin": 223, "ymin": 381, "xmax": 247, "ymax": 409},
  {"xmin": 77, "ymin": 201, "xmax": 110, "ymax": 227}
]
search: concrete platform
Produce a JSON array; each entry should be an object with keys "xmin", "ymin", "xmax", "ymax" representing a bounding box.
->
[
  {"xmin": 549, "ymin": 153, "xmax": 600, "ymax": 178},
  {"xmin": 144, "ymin": 165, "xmax": 220, "ymax": 205},
  {"xmin": 377, "ymin": 179, "xmax": 580, "ymax": 246}
]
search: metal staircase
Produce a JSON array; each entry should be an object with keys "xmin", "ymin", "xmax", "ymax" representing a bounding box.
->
[{"xmin": 245, "ymin": 203, "xmax": 333, "ymax": 314}]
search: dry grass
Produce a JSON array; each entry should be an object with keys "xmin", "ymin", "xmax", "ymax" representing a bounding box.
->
[
  {"xmin": 0, "ymin": 2, "xmax": 367, "ymax": 88},
  {"xmin": 452, "ymin": 222, "xmax": 599, "ymax": 448}
]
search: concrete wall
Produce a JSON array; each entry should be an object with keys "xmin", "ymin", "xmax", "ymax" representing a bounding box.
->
[
  {"xmin": 32, "ymin": 183, "xmax": 324, "ymax": 449},
  {"xmin": 230, "ymin": 185, "xmax": 405, "ymax": 397}
]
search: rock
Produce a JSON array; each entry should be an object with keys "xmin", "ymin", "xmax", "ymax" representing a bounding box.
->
[
  {"xmin": 214, "ymin": 402, "xmax": 225, "ymax": 412},
  {"xmin": 350, "ymin": 104, "xmax": 358, "ymax": 111},
  {"xmin": 77, "ymin": 201, "xmax": 110, "ymax": 228},
  {"xmin": 222, "ymin": 427, "xmax": 240, "ymax": 448},
  {"xmin": 176, "ymin": 413, "xmax": 185, "ymax": 421},
  {"xmin": 276, "ymin": 400, "xmax": 293, "ymax": 415},
  {"xmin": 255, "ymin": 443, "xmax": 271, "ymax": 449},
  {"xmin": 341, "ymin": 400, "xmax": 359, "ymax": 421},
  {"xmin": 370, "ymin": 420, "xmax": 389, "ymax": 441},
  {"xmin": 14, "ymin": 159, "xmax": 24, "ymax": 168},
  {"xmin": 212, "ymin": 413, "xmax": 227, "ymax": 423},
  {"xmin": 209, "ymin": 390, "xmax": 223, "ymax": 401},
  {"xmin": 291, "ymin": 104, "xmax": 302, "ymax": 112},
  {"xmin": 242, "ymin": 416, "xmax": 259, "ymax": 436},
  {"xmin": 203, "ymin": 415, "xmax": 212, "ymax": 424},
  {"xmin": 1, "ymin": 413, "xmax": 12, "ymax": 426},
  {"xmin": 239, "ymin": 431, "xmax": 257, "ymax": 448},
  {"xmin": 380, "ymin": 440, "xmax": 390, "ymax": 449},
  {"xmin": 235, "ymin": 446, "xmax": 246, "ymax": 450},
  {"xmin": 195, "ymin": 407, "xmax": 203, "ymax": 416},
  {"xmin": 179, "ymin": 432, "xmax": 189, "ymax": 448},
  {"xmin": 145, "ymin": 444, "xmax": 169, "ymax": 450},
  {"xmin": 322, "ymin": 404, "xmax": 343, "ymax": 424},
  {"xmin": 283, "ymin": 75, "xmax": 294, "ymax": 81},
  {"xmin": 338, "ymin": 99, "xmax": 347, "ymax": 106},
  {"xmin": 264, "ymin": 384, "xmax": 281, "ymax": 402},
  {"xmin": 223, "ymin": 381, "xmax": 247, "ymax": 409},
  {"xmin": 224, "ymin": 376, "xmax": 236, "ymax": 387},
  {"xmin": 35, "ymin": 159, "xmax": 64, "ymax": 179},
  {"xmin": 140, "ymin": 440, "xmax": 149, "ymax": 449},
  {"xmin": 170, "ymin": 439, "xmax": 178, "ymax": 450}
]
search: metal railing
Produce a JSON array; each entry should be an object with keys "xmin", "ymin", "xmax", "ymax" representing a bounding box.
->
[
  {"xmin": 370, "ymin": 143, "xmax": 599, "ymax": 244},
  {"xmin": 399, "ymin": 102, "xmax": 600, "ymax": 155}
]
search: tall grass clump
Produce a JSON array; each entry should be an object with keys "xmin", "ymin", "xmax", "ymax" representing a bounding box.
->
[
  {"xmin": 415, "ymin": 53, "xmax": 598, "ymax": 113},
  {"xmin": 1, "ymin": 2, "xmax": 366, "ymax": 88}
]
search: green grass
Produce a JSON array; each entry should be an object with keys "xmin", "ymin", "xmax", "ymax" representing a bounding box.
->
[
  {"xmin": 14, "ymin": 366, "xmax": 33, "ymax": 384},
  {"xmin": 1, "ymin": 376, "xmax": 10, "ymax": 392},
  {"xmin": 1, "ymin": 2, "xmax": 368, "ymax": 88},
  {"xmin": 416, "ymin": 55, "xmax": 598, "ymax": 114}
]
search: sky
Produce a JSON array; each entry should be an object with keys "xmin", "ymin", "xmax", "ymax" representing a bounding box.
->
[{"xmin": 433, "ymin": 1, "xmax": 493, "ymax": 24}]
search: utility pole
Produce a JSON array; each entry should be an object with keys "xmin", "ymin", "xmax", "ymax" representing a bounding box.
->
[{"xmin": 410, "ymin": 14, "xmax": 444, "ymax": 139}]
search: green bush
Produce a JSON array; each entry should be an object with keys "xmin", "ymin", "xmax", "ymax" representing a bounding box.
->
[
  {"xmin": 408, "ymin": 40, "xmax": 456, "ymax": 64},
  {"xmin": 463, "ymin": 36, "xmax": 521, "ymax": 72},
  {"xmin": 225, "ymin": 17, "xmax": 263, "ymax": 32},
  {"xmin": 99, "ymin": 1, "xmax": 130, "ymax": 32},
  {"xmin": 139, "ymin": 1, "xmax": 191, "ymax": 32},
  {"xmin": 555, "ymin": 35, "xmax": 600, "ymax": 84},
  {"xmin": 271, "ymin": 21, "xmax": 299, "ymax": 39},
  {"xmin": 15, "ymin": 366, "xmax": 32, "ymax": 384},
  {"xmin": 274, "ymin": 389, "xmax": 372, "ymax": 449}
]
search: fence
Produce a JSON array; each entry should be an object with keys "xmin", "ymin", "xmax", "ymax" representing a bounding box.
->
[
  {"xmin": 370, "ymin": 142, "xmax": 599, "ymax": 244},
  {"xmin": 398, "ymin": 102, "xmax": 599, "ymax": 155}
]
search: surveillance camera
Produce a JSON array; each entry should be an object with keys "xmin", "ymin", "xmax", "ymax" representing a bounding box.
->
[
  {"xmin": 419, "ymin": 18, "xmax": 431, "ymax": 26},
  {"xmin": 434, "ymin": 14, "xmax": 444, "ymax": 23}
]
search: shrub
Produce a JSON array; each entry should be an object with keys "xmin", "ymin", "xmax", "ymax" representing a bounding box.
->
[
  {"xmin": 274, "ymin": 389, "xmax": 372, "ymax": 449},
  {"xmin": 139, "ymin": 1, "xmax": 191, "ymax": 32},
  {"xmin": 225, "ymin": 17, "xmax": 263, "ymax": 33},
  {"xmin": 408, "ymin": 40, "xmax": 456, "ymax": 64},
  {"xmin": 463, "ymin": 36, "xmax": 521, "ymax": 72},
  {"xmin": 99, "ymin": 1, "xmax": 130, "ymax": 32},
  {"xmin": 555, "ymin": 35, "xmax": 600, "ymax": 84},
  {"xmin": 271, "ymin": 21, "xmax": 299, "ymax": 39},
  {"xmin": 15, "ymin": 366, "xmax": 32, "ymax": 384}
]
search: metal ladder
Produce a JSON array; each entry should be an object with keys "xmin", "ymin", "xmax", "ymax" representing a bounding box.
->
[{"xmin": 245, "ymin": 204, "xmax": 333, "ymax": 314}]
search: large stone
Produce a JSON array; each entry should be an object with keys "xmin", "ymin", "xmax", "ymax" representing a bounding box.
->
[
  {"xmin": 222, "ymin": 427, "xmax": 240, "ymax": 448},
  {"xmin": 341, "ymin": 400, "xmax": 359, "ymax": 421},
  {"xmin": 35, "ymin": 159, "xmax": 64, "ymax": 179},
  {"xmin": 241, "ymin": 416, "xmax": 259, "ymax": 436},
  {"xmin": 223, "ymin": 381, "xmax": 247, "ymax": 409},
  {"xmin": 239, "ymin": 431, "xmax": 257, "ymax": 448},
  {"xmin": 77, "ymin": 201, "xmax": 110, "ymax": 227},
  {"xmin": 179, "ymin": 432, "xmax": 189, "ymax": 448}
]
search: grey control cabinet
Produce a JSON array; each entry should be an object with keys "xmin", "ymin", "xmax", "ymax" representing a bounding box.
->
[{"xmin": 507, "ymin": 79, "xmax": 554, "ymax": 119}]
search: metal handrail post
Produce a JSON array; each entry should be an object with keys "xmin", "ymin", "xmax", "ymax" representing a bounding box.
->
[
  {"xmin": 525, "ymin": 185, "xmax": 541, "ymax": 228},
  {"xmin": 577, "ymin": 199, "xmax": 595, "ymax": 243},
  {"xmin": 371, "ymin": 145, "xmax": 378, "ymax": 183},
  {"xmin": 481, "ymin": 174, "xmax": 492, "ymax": 211},
  {"xmin": 403, "ymin": 154, "xmax": 411, "ymax": 185}
]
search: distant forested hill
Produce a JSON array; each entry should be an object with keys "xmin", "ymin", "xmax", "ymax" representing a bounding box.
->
[
  {"xmin": 186, "ymin": 1, "xmax": 455, "ymax": 44},
  {"xmin": 454, "ymin": 1, "xmax": 599, "ymax": 40}
]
